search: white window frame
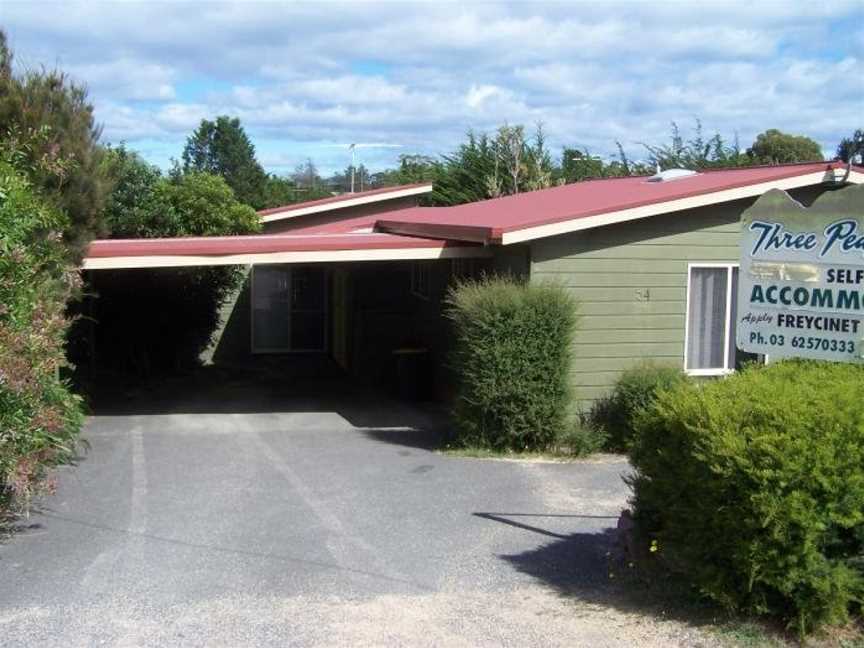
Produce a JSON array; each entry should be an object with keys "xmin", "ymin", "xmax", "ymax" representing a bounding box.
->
[{"xmin": 683, "ymin": 263, "xmax": 738, "ymax": 377}]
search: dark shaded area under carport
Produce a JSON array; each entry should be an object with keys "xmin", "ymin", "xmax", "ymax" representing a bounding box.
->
[{"xmin": 82, "ymin": 358, "xmax": 454, "ymax": 449}]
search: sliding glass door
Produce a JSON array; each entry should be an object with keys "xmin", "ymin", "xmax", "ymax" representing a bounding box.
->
[{"xmin": 251, "ymin": 265, "xmax": 327, "ymax": 352}]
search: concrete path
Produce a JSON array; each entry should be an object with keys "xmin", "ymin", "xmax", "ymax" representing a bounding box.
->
[{"xmin": 0, "ymin": 374, "xmax": 719, "ymax": 647}]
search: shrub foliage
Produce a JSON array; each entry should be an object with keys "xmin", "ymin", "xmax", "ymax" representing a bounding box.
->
[
  {"xmin": 628, "ymin": 360, "xmax": 864, "ymax": 634},
  {"xmin": 79, "ymin": 157, "xmax": 260, "ymax": 375},
  {"xmin": 590, "ymin": 362, "xmax": 689, "ymax": 451},
  {"xmin": 0, "ymin": 30, "xmax": 109, "ymax": 256},
  {"xmin": 445, "ymin": 276, "xmax": 579, "ymax": 451},
  {"xmin": 0, "ymin": 156, "xmax": 84, "ymax": 511}
]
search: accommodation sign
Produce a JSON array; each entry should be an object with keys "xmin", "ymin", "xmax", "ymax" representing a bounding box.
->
[{"xmin": 737, "ymin": 184, "xmax": 864, "ymax": 363}]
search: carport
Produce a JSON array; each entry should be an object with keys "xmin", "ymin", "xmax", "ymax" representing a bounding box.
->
[{"xmin": 80, "ymin": 222, "xmax": 492, "ymax": 399}]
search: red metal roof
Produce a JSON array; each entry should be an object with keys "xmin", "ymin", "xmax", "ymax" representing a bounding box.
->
[
  {"xmin": 257, "ymin": 183, "xmax": 432, "ymax": 217},
  {"xmin": 376, "ymin": 162, "xmax": 856, "ymax": 243},
  {"xmin": 83, "ymin": 161, "xmax": 861, "ymax": 265},
  {"xmin": 86, "ymin": 231, "xmax": 463, "ymax": 258}
]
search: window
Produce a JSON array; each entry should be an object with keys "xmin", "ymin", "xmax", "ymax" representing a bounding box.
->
[
  {"xmin": 450, "ymin": 258, "xmax": 477, "ymax": 281},
  {"xmin": 251, "ymin": 265, "xmax": 327, "ymax": 353},
  {"xmin": 410, "ymin": 262, "xmax": 431, "ymax": 299},
  {"xmin": 684, "ymin": 264, "xmax": 749, "ymax": 375}
]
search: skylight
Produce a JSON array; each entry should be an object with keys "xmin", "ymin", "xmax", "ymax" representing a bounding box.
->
[{"xmin": 647, "ymin": 168, "xmax": 699, "ymax": 182}]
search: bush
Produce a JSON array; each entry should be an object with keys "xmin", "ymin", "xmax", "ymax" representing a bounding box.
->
[
  {"xmin": 628, "ymin": 360, "xmax": 864, "ymax": 635},
  {"xmin": 0, "ymin": 156, "xmax": 84, "ymax": 512},
  {"xmin": 552, "ymin": 419, "xmax": 608, "ymax": 457},
  {"xmin": 590, "ymin": 362, "xmax": 689, "ymax": 451},
  {"xmin": 445, "ymin": 276, "xmax": 579, "ymax": 451}
]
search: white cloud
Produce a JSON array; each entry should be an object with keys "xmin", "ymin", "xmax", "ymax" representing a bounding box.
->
[{"xmin": 2, "ymin": 1, "xmax": 862, "ymax": 173}]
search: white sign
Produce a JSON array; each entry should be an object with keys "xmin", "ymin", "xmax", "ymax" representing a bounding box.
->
[{"xmin": 737, "ymin": 186, "xmax": 864, "ymax": 363}]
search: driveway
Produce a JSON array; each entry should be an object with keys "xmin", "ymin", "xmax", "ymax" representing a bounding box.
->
[{"xmin": 0, "ymin": 370, "xmax": 718, "ymax": 647}]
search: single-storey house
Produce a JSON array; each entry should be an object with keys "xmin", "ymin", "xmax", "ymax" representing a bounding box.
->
[{"xmin": 83, "ymin": 161, "xmax": 864, "ymax": 407}]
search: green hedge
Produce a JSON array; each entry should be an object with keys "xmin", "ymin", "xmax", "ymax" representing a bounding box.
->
[
  {"xmin": 590, "ymin": 362, "xmax": 689, "ymax": 452},
  {"xmin": 628, "ymin": 360, "xmax": 864, "ymax": 634},
  {"xmin": 445, "ymin": 276, "xmax": 579, "ymax": 451},
  {"xmin": 0, "ymin": 157, "xmax": 84, "ymax": 512}
]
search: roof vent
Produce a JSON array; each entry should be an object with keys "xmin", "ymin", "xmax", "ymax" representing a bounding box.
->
[{"xmin": 647, "ymin": 168, "xmax": 699, "ymax": 182}]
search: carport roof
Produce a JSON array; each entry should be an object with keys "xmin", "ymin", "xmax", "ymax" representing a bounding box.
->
[{"xmin": 82, "ymin": 232, "xmax": 487, "ymax": 270}]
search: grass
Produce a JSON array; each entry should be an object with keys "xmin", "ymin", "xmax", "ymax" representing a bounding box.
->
[
  {"xmin": 713, "ymin": 621, "xmax": 789, "ymax": 647},
  {"xmin": 439, "ymin": 444, "xmax": 614, "ymax": 462}
]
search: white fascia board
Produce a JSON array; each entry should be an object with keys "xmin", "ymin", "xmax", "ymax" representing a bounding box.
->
[
  {"xmin": 500, "ymin": 170, "xmax": 863, "ymax": 245},
  {"xmin": 260, "ymin": 185, "xmax": 433, "ymax": 223},
  {"xmin": 82, "ymin": 244, "xmax": 490, "ymax": 270}
]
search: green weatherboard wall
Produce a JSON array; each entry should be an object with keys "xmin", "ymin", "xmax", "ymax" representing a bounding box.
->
[{"xmin": 527, "ymin": 188, "xmax": 829, "ymax": 407}]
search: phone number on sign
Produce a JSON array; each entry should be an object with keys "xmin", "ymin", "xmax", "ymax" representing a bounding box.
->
[{"xmin": 763, "ymin": 335, "xmax": 858, "ymax": 354}]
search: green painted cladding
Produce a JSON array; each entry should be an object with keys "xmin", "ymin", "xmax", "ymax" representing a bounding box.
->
[
  {"xmin": 529, "ymin": 200, "xmax": 748, "ymax": 407},
  {"xmin": 526, "ymin": 185, "xmax": 833, "ymax": 406}
]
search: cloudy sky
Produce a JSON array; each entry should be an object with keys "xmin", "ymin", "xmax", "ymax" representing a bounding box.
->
[{"xmin": 2, "ymin": 1, "xmax": 862, "ymax": 175}]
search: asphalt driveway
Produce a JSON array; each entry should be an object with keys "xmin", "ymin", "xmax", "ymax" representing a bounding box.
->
[{"xmin": 0, "ymin": 370, "xmax": 715, "ymax": 647}]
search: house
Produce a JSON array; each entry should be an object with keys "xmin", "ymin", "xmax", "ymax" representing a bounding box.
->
[{"xmin": 82, "ymin": 161, "xmax": 864, "ymax": 406}]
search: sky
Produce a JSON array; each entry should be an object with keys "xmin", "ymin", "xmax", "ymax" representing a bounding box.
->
[{"xmin": 2, "ymin": 1, "xmax": 863, "ymax": 176}]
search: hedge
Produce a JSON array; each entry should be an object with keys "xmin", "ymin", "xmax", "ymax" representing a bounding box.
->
[
  {"xmin": 0, "ymin": 157, "xmax": 84, "ymax": 512},
  {"xmin": 628, "ymin": 360, "xmax": 864, "ymax": 634},
  {"xmin": 590, "ymin": 362, "xmax": 689, "ymax": 452},
  {"xmin": 445, "ymin": 276, "xmax": 579, "ymax": 451}
]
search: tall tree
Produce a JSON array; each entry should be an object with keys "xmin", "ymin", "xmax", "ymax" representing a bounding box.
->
[
  {"xmin": 0, "ymin": 29, "xmax": 109, "ymax": 255},
  {"xmin": 641, "ymin": 120, "xmax": 748, "ymax": 170},
  {"xmin": 291, "ymin": 158, "xmax": 323, "ymax": 191},
  {"xmin": 747, "ymin": 129, "xmax": 823, "ymax": 164},
  {"xmin": 431, "ymin": 124, "xmax": 556, "ymax": 206},
  {"xmin": 181, "ymin": 116, "xmax": 267, "ymax": 208},
  {"xmin": 394, "ymin": 154, "xmax": 436, "ymax": 184},
  {"xmin": 836, "ymin": 129, "xmax": 863, "ymax": 164}
]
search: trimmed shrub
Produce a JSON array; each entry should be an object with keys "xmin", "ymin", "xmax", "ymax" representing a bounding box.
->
[
  {"xmin": 0, "ymin": 156, "xmax": 84, "ymax": 512},
  {"xmin": 590, "ymin": 362, "xmax": 689, "ymax": 451},
  {"xmin": 628, "ymin": 360, "xmax": 864, "ymax": 635},
  {"xmin": 445, "ymin": 276, "xmax": 579, "ymax": 451}
]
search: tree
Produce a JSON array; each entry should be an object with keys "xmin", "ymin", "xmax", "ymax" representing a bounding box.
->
[
  {"xmin": 291, "ymin": 158, "xmax": 324, "ymax": 192},
  {"xmin": 431, "ymin": 124, "xmax": 556, "ymax": 206},
  {"xmin": 260, "ymin": 174, "xmax": 299, "ymax": 209},
  {"xmin": 560, "ymin": 148, "xmax": 606, "ymax": 182},
  {"xmin": 329, "ymin": 164, "xmax": 373, "ymax": 193},
  {"xmin": 747, "ymin": 129, "xmax": 823, "ymax": 164},
  {"xmin": 836, "ymin": 129, "xmax": 864, "ymax": 164},
  {"xmin": 80, "ymin": 162, "xmax": 261, "ymax": 376},
  {"xmin": 393, "ymin": 154, "xmax": 436, "ymax": 184},
  {"xmin": 181, "ymin": 116, "xmax": 267, "ymax": 208},
  {"xmin": 641, "ymin": 121, "xmax": 748, "ymax": 170},
  {"xmin": 0, "ymin": 29, "xmax": 109, "ymax": 255},
  {"xmin": 99, "ymin": 145, "xmax": 163, "ymax": 237}
]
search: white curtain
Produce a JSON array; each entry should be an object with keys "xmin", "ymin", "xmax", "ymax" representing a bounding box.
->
[{"xmin": 687, "ymin": 267, "xmax": 728, "ymax": 370}]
